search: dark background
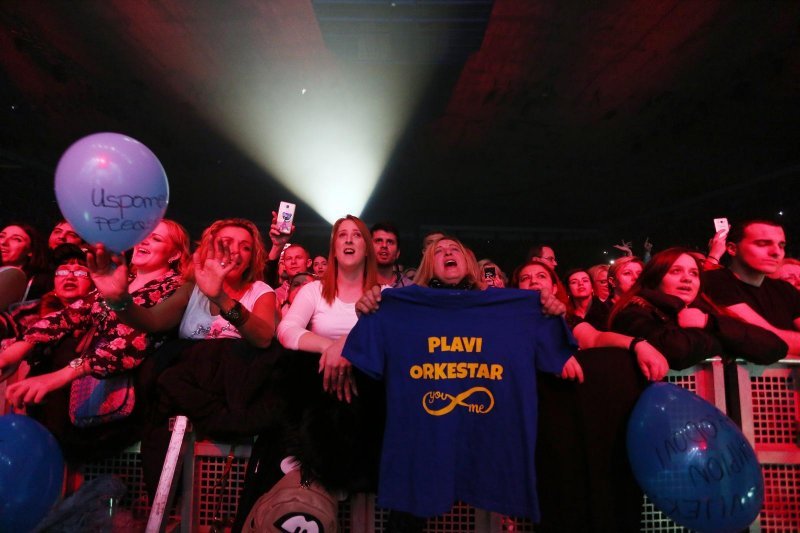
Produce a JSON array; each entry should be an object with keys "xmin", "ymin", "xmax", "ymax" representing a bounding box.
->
[{"xmin": 2, "ymin": 1, "xmax": 799, "ymax": 273}]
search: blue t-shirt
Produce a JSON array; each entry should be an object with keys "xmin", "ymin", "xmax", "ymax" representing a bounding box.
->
[{"xmin": 343, "ymin": 285, "xmax": 576, "ymax": 519}]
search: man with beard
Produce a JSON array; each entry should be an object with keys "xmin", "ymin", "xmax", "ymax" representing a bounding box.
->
[{"xmin": 371, "ymin": 222, "xmax": 413, "ymax": 288}]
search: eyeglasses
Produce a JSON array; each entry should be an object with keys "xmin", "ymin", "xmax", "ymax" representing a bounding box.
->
[{"xmin": 55, "ymin": 269, "xmax": 90, "ymax": 278}]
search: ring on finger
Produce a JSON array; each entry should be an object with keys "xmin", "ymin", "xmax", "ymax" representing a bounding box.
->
[{"xmin": 220, "ymin": 261, "xmax": 227, "ymax": 268}]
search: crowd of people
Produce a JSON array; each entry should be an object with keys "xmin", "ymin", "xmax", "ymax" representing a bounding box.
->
[{"xmin": 0, "ymin": 214, "xmax": 797, "ymax": 531}]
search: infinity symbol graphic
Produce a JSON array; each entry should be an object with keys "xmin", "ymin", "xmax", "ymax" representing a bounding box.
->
[{"xmin": 422, "ymin": 386, "xmax": 495, "ymax": 416}]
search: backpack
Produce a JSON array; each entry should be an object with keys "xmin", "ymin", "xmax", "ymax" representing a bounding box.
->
[{"xmin": 242, "ymin": 469, "xmax": 338, "ymax": 533}]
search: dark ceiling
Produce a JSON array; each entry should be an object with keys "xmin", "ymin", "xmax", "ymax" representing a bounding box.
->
[{"xmin": 2, "ymin": 0, "xmax": 800, "ymax": 269}]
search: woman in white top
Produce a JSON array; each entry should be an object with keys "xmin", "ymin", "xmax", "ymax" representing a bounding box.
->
[
  {"xmin": 234, "ymin": 216, "xmax": 379, "ymax": 529},
  {"xmin": 277, "ymin": 215, "xmax": 377, "ymax": 402}
]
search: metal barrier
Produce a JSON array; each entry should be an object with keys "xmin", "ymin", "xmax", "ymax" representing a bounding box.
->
[{"xmin": 3, "ymin": 358, "xmax": 798, "ymax": 532}]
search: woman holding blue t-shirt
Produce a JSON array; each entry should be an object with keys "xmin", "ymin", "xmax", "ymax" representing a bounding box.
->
[{"xmin": 344, "ymin": 236, "xmax": 582, "ymax": 531}]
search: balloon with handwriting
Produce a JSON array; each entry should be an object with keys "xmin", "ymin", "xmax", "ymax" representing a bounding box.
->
[
  {"xmin": 0, "ymin": 414, "xmax": 64, "ymax": 532},
  {"xmin": 55, "ymin": 132, "xmax": 169, "ymax": 253},
  {"xmin": 627, "ymin": 383, "xmax": 763, "ymax": 533}
]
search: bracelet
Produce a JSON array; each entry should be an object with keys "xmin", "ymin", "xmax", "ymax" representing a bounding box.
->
[
  {"xmin": 706, "ymin": 256, "xmax": 720, "ymax": 264},
  {"xmin": 105, "ymin": 293, "xmax": 133, "ymax": 312},
  {"xmin": 220, "ymin": 300, "xmax": 251, "ymax": 328},
  {"xmin": 629, "ymin": 337, "xmax": 647, "ymax": 353}
]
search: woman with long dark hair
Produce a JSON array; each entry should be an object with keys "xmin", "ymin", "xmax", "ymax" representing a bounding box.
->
[
  {"xmin": 511, "ymin": 257, "xmax": 667, "ymax": 532},
  {"xmin": 564, "ymin": 268, "xmax": 609, "ymax": 331},
  {"xmin": 609, "ymin": 247, "xmax": 787, "ymax": 368}
]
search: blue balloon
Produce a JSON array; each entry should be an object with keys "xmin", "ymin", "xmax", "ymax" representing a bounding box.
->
[
  {"xmin": 54, "ymin": 132, "xmax": 169, "ymax": 253},
  {"xmin": 0, "ymin": 414, "xmax": 65, "ymax": 532},
  {"xmin": 627, "ymin": 383, "xmax": 763, "ymax": 533}
]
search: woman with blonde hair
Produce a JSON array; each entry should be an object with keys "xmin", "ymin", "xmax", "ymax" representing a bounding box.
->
[
  {"xmin": 342, "ymin": 235, "xmax": 581, "ymax": 530},
  {"xmin": 413, "ymin": 235, "xmax": 483, "ymax": 289},
  {"xmin": 607, "ymin": 256, "xmax": 644, "ymax": 305},
  {"xmin": 587, "ymin": 264, "xmax": 610, "ymax": 303}
]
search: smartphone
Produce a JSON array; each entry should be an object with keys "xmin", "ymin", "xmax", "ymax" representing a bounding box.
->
[
  {"xmin": 713, "ymin": 218, "xmax": 729, "ymax": 233},
  {"xmin": 484, "ymin": 266, "xmax": 496, "ymax": 280},
  {"xmin": 278, "ymin": 202, "xmax": 296, "ymax": 235}
]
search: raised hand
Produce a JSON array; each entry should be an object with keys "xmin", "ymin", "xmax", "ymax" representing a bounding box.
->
[
  {"xmin": 268, "ymin": 211, "xmax": 294, "ymax": 260},
  {"xmin": 612, "ymin": 239, "xmax": 633, "ymax": 257},
  {"xmin": 707, "ymin": 228, "xmax": 729, "ymax": 263},
  {"xmin": 193, "ymin": 238, "xmax": 237, "ymax": 302},
  {"xmin": 86, "ymin": 244, "xmax": 130, "ymax": 301}
]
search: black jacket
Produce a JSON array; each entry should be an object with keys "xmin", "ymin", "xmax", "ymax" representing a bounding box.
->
[{"xmin": 610, "ymin": 289, "xmax": 787, "ymax": 369}]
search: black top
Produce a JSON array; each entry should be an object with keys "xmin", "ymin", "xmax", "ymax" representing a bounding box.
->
[
  {"xmin": 610, "ymin": 288, "xmax": 787, "ymax": 369},
  {"xmin": 703, "ymin": 267, "xmax": 800, "ymax": 330}
]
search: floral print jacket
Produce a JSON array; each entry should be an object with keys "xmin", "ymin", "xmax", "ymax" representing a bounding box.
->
[{"xmin": 23, "ymin": 270, "xmax": 183, "ymax": 377}]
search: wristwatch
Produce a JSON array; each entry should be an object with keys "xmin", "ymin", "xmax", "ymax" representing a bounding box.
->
[
  {"xmin": 69, "ymin": 358, "xmax": 85, "ymax": 369},
  {"xmin": 220, "ymin": 300, "xmax": 244, "ymax": 324},
  {"xmin": 629, "ymin": 337, "xmax": 647, "ymax": 353}
]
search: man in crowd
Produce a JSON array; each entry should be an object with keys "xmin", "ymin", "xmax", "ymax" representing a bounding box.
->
[
  {"xmin": 528, "ymin": 244, "xmax": 558, "ymax": 270},
  {"xmin": 703, "ymin": 219, "xmax": 800, "ymax": 356},
  {"xmin": 266, "ymin": 213, "xmax": 312, "ymax": 308},
  {"xmin": 372, "ymin": 222, "xmax": 413, "ymax": 288}
]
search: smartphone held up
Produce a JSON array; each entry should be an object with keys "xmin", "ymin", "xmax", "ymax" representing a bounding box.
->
[{"xmin": 278, "ymin": 202, "xmax": 296, "ymax": 235}]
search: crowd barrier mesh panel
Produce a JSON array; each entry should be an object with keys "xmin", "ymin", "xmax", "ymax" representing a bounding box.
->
[
  {"xmin": 193, "ymin": 453, "xmax": 248, "ymax": 530},
  {"xmin": 338, "ymin": 498, "xmax": 352, "ymax": 531},
  {"xmin": 750, "ymin": 372, "xmax": 797, "ymax": 445},
  {"xmin": 67, "ymin": 362, "xmax": 800, "ymax": 532},
  {"xmin": 666, "ymin": 372, "xmax": 698, "ymax": 393},
  {"xmin": 760, "ymin": 463, "xmax": 800, "ymax": 532},
  {"xmin": 423, "ymin": 501, "xmax": 477, "ymax": 532},
  {"xmin": 750, "ymin": 365, "xmax": 800, "ymax": 532},
  {"xmin": 372, "ymin": 502, "xmax": 476, "ymax": 532},
  {"xmin": 641, "ymin": 494, "xmax": 687, "ymax": 532},
  {"xmin": 374, "ymin": 503, "xmax": 390, "ymax": 531},
  {"xmin": 79, "ymin": 449, "xmax": 155, "ymax": 520}
]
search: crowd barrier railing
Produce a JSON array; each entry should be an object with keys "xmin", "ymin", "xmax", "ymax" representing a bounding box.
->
[{"xmin": 2, "ymin": 357, "xmax": 798, "ymax": 532}]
